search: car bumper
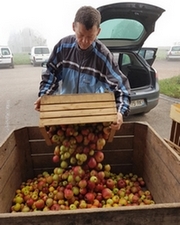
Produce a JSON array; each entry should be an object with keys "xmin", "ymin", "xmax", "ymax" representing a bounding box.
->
[{"xmin": 128, "ymin": 88, "xmax": 159, "ymax": 115}]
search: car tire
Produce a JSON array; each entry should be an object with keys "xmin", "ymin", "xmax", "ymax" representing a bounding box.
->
[{"xmin": 33, "ymin": 58, "xmax": 36, "ymax": 67}]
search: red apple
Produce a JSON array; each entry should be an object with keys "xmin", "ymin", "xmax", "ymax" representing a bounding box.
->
[
  {"xmin": 64, "ymin": 189, "xmax": 74, "ymax": 200},
  {"xmin": 102, "ymin": 188, "xmax": 113, "ymax": 200},
  {"xmin": 106, "ymin": 178, "xmax": 115, "ymax": 189},
  {"xmin": 88, "ymin": 157, "xmax": 97, "ymax": 169},
  {"xmin": 85, "ymin": 192, "xmax": 95, "ymax": 204},
  {"xmin": 34, "ymin": 199, "xmax": 45, "ymax": 210},
  {"xmin": 117, "ymin": 179, "xmax": 126, "ymax": 188},
  {"xmin": 94, "ymin": 151, "xmax": 104, "ymax": 163},
  {"xmin": 50, "ymin": 203, "xmax": 60, "ymax": 210},
  {"xmin": 52, "ymin": 155, "xmax": 60, "ymax": 163}
]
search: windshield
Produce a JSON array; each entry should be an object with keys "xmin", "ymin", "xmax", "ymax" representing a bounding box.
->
[{"xmin": 35, "ymin": 48, "xmax": 49, "ymax": 54}]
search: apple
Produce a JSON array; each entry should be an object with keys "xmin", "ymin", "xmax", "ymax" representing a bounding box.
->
[
  {"xmin": 50, "ymin": 203, "xmax": 60, "ymax": 211},
  {"xmin": 79, "ymin": 187, "xmax": 87, "ymax": 195},
  {"xmin": 87, "ymin": 132, "xmax": 95, "ymax": 141},
  {"xmin": 60, "ymin": 160, "xmax": 68, "ymax": 169},
  {"xmin": 88, "ymin": 157, "xmax": 97, "ymax": 169},
  {"xmin": 79, "ymin": 200, "xmax": 87, "ymax": 209},
  {"xmin": 54, "ymin": 145, "xmax": 60, "ymax": 155},
  {"xmin": 106, "ymin": 178, "xmax": 115, "ymax": 189},
  {"xmin": 26, "ymin": 198, "xmax": 34, "ymax": 207},
  {"xmin": 51, "ymin": 134, "xmax": 60, "ymax": 143},
  {"xmin": 81, "ymin": 128, "xmax": 90, "ymax": 136},
  {"xmin": 96, "ymin": 138, "xmax": 106, "ymax": 150},
  {"xmin": 104, "ymin": 164, "xmax": 111, "ymax": 172},
  {"xmin": 102, "ymin": 188, "xmax": 113, "ymax": 200},
  {"xmin": 52, "ymin": 155, "xmax": 60, "ymax": 163},
  {"xmin": 46, "ymin": 198, "xmax": 53, "ymax": 208},
  {"xmin": 69, "ymin": 204, "xmax": 77, "ymax": 210},
  {"xmin": 78, "ymin": 179, "xmax": 87, "ymax": 189},
  {"xmin": 98, "ymin": 171, "xmax": 105, "ymax": 180},
  {"xmin": 117, "ymin": 179, "xmax": 126, "ymax": 188},
  {"xmin": 94, "ymin": 151, "xmax": 104, "ymax": 163},
  {"xmin": 64, "ymin": 189, "xmax": 74, "ymax": 200},
  {"xmin": 34, "ymin": 199, "xmax": 45, "ymax": 210},
  {"xmin": 55, "ymin": 191, "xmax": 64, "ymax": 200},
  {"xmin": 119, "ymin": 197, "xmax": 128, "ymax": 206},
  {"xmin": 90, "ymin": 175, "xmax": 98, "ymax": 183},
  {"xmin": 72, "ymin": 186, "xmax": 80, "ymax": 196},
  {"xmin": 85, "ymin": 192, "xmax": 95, "ymax": 204}
]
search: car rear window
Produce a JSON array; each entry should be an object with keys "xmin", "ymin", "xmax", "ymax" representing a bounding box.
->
[
  {"xmin": 1, "ymin": 48, "xmax": 10, "ymax": 55},
  {"xmin": 98, "ymin": 18, "xmax": 144, "ymax": 40},
  {"xmin": 171, "ymin": 46, "xmax": 180, "ymax": 51},
  {"xmin": 35, "ymin": 48, "xmax": 50, "ymax": 54}
]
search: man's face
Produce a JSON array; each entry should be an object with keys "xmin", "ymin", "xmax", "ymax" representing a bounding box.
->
[{"xmin": 73, "ymin": 22, "xmax": 100, "ymax": 50}]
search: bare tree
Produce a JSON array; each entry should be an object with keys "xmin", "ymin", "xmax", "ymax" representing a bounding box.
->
[{"xmin": 8, "ymin": 28, "xmax": 47, "ymax": 53}]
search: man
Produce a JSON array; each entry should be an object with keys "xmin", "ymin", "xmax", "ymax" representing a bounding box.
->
[{"xmin": 34, "ymin": 6, "xmax": 131, "ymax": 130}]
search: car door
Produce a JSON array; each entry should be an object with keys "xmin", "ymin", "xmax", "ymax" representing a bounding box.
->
[{"xmin": 137, "ymin": 47, "xmax": 158, "ymax": 66}]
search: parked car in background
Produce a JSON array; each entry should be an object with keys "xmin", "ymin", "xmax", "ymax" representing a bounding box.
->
[
  {"xmin": 97, "ymin": 2, "xmax": 165, "ymax": 115},
  {"xmin": 29, "ymin": 46, "xmax": 50, "ymax": 66},
  {"xmin": 0, "ymin": 46, "xmax": 14, "ymax": 68},
  {"xmin": 166, "ymin": 45, "xmax": 180, "ymax": 61}
]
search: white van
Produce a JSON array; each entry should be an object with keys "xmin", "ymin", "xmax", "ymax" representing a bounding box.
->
[
  {"xmin": 0, "ymin": 46, "xmax": 14, "ymax": 68},
  {"xmin": 29, "ymin": 46, "xmax": 50, "ymax": 66}
]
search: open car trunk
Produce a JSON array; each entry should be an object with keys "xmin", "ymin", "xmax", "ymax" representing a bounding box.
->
[{"xmin": 113, "ymin": 51, "xmax": 156, "ymax": 90}]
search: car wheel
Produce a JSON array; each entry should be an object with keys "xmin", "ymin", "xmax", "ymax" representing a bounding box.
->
[
  {"xmin": 33, "ymin": 58, "xmax": 36, "ymax": 67},
  {"xmin": 10, "ymin": 59, "xmax": 14, "ymax": 68}
]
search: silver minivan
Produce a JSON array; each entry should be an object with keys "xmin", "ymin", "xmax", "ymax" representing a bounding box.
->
[
  {"xmin": 0, "ymin": 46, "xmax": 14, "ymax": 68},
  {"xmin": 29, "ymin": 46, "xmax": 50, "ymax": 66}
]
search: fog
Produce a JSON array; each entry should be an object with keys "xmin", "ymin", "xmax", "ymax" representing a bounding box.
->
[{"xmin": 1, "ymin": 0, "xmax": 180, "ymax": 49}]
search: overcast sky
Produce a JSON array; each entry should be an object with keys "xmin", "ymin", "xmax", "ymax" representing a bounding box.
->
[{"xmin": 1, "ymin": 0, "xmax": 180, "ymax": 48}]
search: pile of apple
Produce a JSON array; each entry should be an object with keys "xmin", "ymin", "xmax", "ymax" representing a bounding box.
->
[
  {"xmin": 48, "ymin": 122, "xmax": 111, "ymax": 169},
  {"xmin": 11, "ymin": 123, "xmax": 155, "ymax": 212}
]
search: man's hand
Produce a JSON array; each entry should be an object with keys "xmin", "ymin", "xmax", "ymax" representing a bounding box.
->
[
  {"xmin": 111, "ymin": 112, "xmax": 123, "ymax": 130},
  {"xmin": 34, "ymin": 97, "xmax": 41, "ymax": 111}
]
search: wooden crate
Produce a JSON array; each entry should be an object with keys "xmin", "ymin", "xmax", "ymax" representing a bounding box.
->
[
  {"xmin": 170, "ymin": 103, "xmax": 180, "ymax": 146},
  {"xmin": 1, "ymin": 122, "xmax": 180, "ymax": 225},
  {"xmin": 39, "ymin": 93, "xmax": 117, "ymax": 145}
]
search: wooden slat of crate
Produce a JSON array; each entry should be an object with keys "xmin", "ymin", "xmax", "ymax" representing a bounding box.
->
[
  {"xmin": 39, "ymin": 93, "xmax": 117, "ymax": 145},
  {"xmin": 39, "ymin": 93, "xmax": 117, "ymax": 125}
]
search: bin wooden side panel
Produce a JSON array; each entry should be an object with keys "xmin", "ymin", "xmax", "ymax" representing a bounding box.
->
[
  {"xmin": 1, "ymin": 204, "xmax": 180, "ymax": 225},
  {"xmin": 143, "ymin": 126, "xmax": 180, "ymax": 203},
  {"xmin": 0, "ymin": 128, "xmax": 33, "ymax": 213},
  {"xmin": 132, "ymin": 123, "xmax": 148, "ymax": 177}
]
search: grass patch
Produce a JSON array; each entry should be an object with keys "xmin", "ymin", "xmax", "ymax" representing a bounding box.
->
[
  {"xmin": 13, "ymin": 53, "xmax": 31, "ymax": 65},
  {"xmin": 159, "ymin": 75, "xmax": 180, "ymax": 98}
]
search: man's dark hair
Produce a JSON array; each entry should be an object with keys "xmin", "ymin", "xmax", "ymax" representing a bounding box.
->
[{"xmin": 74, "ymin": 6, "xmax": 101, "ymax": 30}]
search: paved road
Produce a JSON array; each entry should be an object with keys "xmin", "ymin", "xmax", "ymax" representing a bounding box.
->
[{"xmin": 0, "ymin": 61, "xmax": 179, "ymax": 144}]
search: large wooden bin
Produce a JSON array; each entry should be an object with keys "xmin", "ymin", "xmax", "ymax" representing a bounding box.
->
[{"xmin": 1, "ymin": 122, "xmax": 180, "ymax": 225}]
